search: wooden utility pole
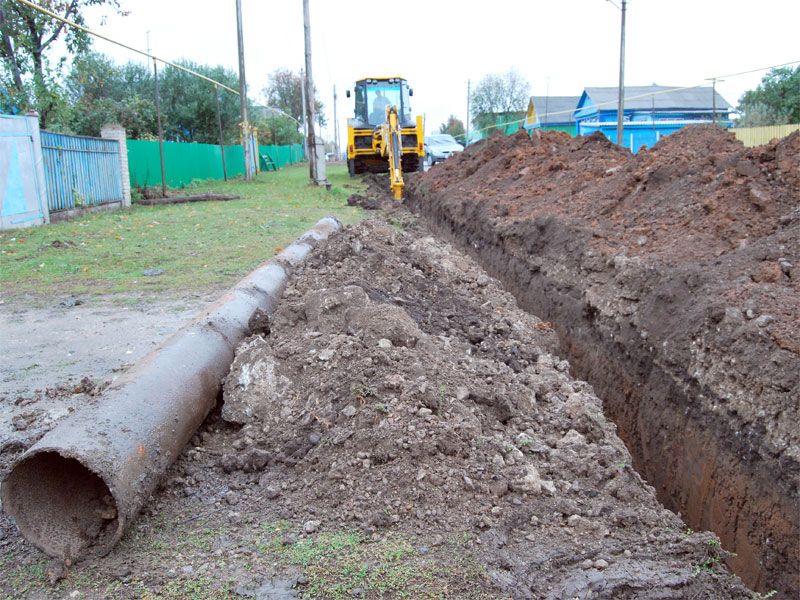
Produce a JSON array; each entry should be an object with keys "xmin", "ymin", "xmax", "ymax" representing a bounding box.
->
[
  {"xmin": 465, "ymin": 79, "xmax": 471, "ymax": 145},
  {"xmin": 235, "ymin": 0, "xmax": 253, "ymax": 180},
  {"xmin": 333, "ymin": 84, "xmax": 339, "ymax": 158},
  {"xmin": 616, "ymin": 0, "xmax": 627, "ymax": 147},
  {"xmin": 152, "ymin": 58, "xmax": 167, "ymax": 197},
  {"xmin": 300, "ymin": 69, "xmax": 308, "ymax": 159},
  {"xmin": 303, "ymin": 0, "xmax": 327, "ymax": 186},
  {"xmin": 215, "ymin": 85, "xmax": 228, "ymax": 181}
]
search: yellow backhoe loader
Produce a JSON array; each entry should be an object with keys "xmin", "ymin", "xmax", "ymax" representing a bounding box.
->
[{"xmin": 346, "ymin": 77, "xmax": 424, "ymax": 199}]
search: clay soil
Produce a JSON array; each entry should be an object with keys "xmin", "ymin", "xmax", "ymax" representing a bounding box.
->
[
  {"xmin": 1, "ymin": 214, "xmax": 752, "ymax": 599},
  {"xmin": 410, "ymin": 126, "xmax": 799, "ymax": 597}
]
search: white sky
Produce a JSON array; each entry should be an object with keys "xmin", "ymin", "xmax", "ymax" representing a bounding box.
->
[{"xmin": 82, "ymin": 0, "xmax": 800, "ymax": 146}]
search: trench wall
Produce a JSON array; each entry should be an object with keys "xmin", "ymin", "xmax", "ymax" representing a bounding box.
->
[{"xmin": 413, "ymin": 195, "xmax": 798, "ymax": 598}]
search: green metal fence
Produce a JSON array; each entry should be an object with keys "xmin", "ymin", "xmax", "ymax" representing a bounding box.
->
[{"xmin": 126, "ymin": 140, "xmax": 305, "ymax": 188}]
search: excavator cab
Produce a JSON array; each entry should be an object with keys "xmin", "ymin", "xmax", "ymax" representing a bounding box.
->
[{"xmin": 346, "ymin": 77, "xmax": 425, "ymax": 198}]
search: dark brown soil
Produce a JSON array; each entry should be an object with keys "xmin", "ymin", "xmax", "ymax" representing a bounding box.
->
[
  {"xmin": 410, "ymin": 126, "xmax": 799, "ymax": 597},
  {"xmin": 214, "ymin": 217, "xmax": 750, "ymax": 598},
  {"xmin": 0, "ymin": 214, "xmax": 754, "ymax": 598}
]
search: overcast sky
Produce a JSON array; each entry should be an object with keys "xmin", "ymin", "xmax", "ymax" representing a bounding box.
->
[{"xmin": 83, "ymin": 0, "xmax": 800, "ymax": 145}]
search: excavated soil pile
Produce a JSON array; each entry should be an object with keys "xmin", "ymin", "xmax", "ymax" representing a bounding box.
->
[
  {"xmin": 216, "ymin": 218, "xmax": 750, "ymax": 598},
  {"xmin": 410, "ymin": 126, "xmax": 799, "ymax": 597}
]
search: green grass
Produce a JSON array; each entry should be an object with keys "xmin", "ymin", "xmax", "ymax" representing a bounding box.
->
[
  {"xmin": 0, "ymin": 165, "xmax": 364, "ymax": 298},
  {"xmin": 0, "ymin": 519, "xmax": 493, "ymax": 600},
  {"xmin": 256, "ymin": 524, "xmax": 489, "ymax": 599}
]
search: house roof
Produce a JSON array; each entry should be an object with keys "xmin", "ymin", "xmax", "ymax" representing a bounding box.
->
[
  {"xmin": 530, "ymin": 96, "xmax": 580, "ymax": 124},
  {"xmin": 581, "ymin": 86, "xmax": 731, "ymax": 112}
]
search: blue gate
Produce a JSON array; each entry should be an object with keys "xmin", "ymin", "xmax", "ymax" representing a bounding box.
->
[{"xmin": 41, "ymin": 131, "xmax": 123, "ymax": 211}]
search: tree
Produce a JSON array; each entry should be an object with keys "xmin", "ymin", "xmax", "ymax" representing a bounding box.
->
[
  {"xmin": 737, "ymin": 66, "xmax": 800, "ymax": 126},
  {"xmin": 470, "ymin": 69, "xmax": 530, "ymax": 133},
  {"xmin": 158, "ymin": 60, "xmax": 242, "ymax": 144},
  {"xmin": 58, "ymin": 51, "xmax": 156, "ymax": 138},
  {"xmin": 263, "ymin": 68, "xmax": 325, "ymax": 127},
  {"xmin": 255, "ymin": 114, "xmax": 303, "ymax": 146},
  {"xmin": 0, "ymin": 0, "xmax": 126, "ymax": 127},
  {"xmin": 439, "ymin": 115, "xmax": 465, "ymax": 141}
]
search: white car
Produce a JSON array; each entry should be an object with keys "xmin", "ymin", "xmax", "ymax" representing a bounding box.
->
[{"xmin": 426, "ymin": 134, "xmax": 464, "ymax": 166}]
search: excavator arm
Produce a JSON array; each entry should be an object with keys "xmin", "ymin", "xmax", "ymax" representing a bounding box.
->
[{"xmin": 377, "ymin": 106, "xmax": 405, "ymax": 200}]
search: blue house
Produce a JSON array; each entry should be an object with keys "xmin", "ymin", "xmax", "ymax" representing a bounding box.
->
[{"xmin": 574, "ymin": 86, "xmax": 731, "ymax": 152}]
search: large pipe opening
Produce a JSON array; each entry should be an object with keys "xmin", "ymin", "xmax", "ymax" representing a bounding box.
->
[{"xmin": 2, "ymin": 452, "xmax": 120, "ymax": 559}]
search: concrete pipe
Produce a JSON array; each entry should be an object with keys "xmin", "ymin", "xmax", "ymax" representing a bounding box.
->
[{"xmin": 1, "ymin": 216, "xmax": 341, "ymax": 560}]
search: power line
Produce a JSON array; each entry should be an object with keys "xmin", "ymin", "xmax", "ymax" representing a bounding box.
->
[{"xmin": 15, "ymin": 0, "xmax": 240, "ymax": 95}]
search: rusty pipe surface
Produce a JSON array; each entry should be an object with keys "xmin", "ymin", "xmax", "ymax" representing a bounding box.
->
[{"xmin": 1, "ymin": 217, "xmax": 341, "ymax": 560}]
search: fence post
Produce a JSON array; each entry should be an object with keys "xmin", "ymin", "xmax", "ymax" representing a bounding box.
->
[{"xmin": 100, "ymin": 124, "xmax": 131, "ymax": 207}]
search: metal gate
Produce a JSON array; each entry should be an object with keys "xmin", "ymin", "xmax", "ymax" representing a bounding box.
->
[
  {"xmin": 41, "ymin": 131, "xmax": 123, "ymax": 212},
  {"xmin": 0, "ymin": 114, "xmax": 48, "ymax": 229}
]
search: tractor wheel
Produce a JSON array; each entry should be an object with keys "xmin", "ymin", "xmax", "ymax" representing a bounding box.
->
[{"xmin": 347, "ymin": 159, "xmax": 356, "ymax": 177}]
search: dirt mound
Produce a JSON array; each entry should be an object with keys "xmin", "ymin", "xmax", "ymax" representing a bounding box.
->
[
  {"xmin": 411, "ymin": 126, "xmax": 799, "ymax": 597},
  {"xmin": 214, "ymin": 218, "xmax": 750, "ymax": 598}
]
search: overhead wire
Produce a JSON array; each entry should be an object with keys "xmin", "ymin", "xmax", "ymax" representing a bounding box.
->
[{"xmin": 14, "ymin": 0, "xmax": 240, "ymax": 95}]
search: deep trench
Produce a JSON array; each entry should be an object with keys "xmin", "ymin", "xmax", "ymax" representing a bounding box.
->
[{"xmin": 413, "ymin": 203, "xmax": 798, "ymax": 598}]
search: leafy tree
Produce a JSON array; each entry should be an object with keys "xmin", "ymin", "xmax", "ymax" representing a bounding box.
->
[
  {"xmin": 439, "ymin": 115, "xmax": 465, "ymax": 141},
  {"xmin": 263, "ymin": 68, "xmax": 326, "ymax": 127},
  {"xmin": 255, "ymin": 114, "xmax": 302, "ymax": 146},
  {"xmin": 158, "ymin": 60, "xmax": 243, "ymax": 144},
  {"xmin": 737, "ymin": 66, "xmax": 800, "ymax": 126},
  {"xmin": 470, "ymin": 69, "xmax": 529, "ymax": 133},
  {"xmin": 0, "ymin": 0, "xmax": 126, "ymax": 127},
  {"xmin": 58, "ymin": 51, "xmax": 156, "ymax": 137}
]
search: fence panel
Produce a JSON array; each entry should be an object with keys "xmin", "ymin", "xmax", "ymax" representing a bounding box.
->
[
  {"xmin": 127, "ymin": 140, "xmax": 305, "ymax": 189},
  {"xmin": 40, "ymin": 131, "xmax": 123, "ymax": 212},
  {"xmin": 730, "ymin": 123, "xmax": 800, "ymax": 147}
]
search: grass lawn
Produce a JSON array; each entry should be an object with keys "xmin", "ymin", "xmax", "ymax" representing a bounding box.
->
[{"xmin": 0, "ymin": 164, "xmax": 364, "ymax": 298}]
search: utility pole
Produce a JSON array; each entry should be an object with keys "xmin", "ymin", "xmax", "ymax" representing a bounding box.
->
[
  {"xmin": 235, "ymin": 0, "xmax": 253, "ymax": 181},
  {"xmin": 303, "ymin": 0, "xmax": 327, "ymax": 186},
  {"xmin": 711, "ymin": 78, "xmax": 718, "ymax": 124},
  {"xmin": 152, "ymin": 58, "xmax": 167, "ymax": 197},
  {"xmin": 616, "ymin": 0, "xmax": 627, "ymax": 147},
  {"xmin": 147, "ymin": 32, "xmax": 166, "ymax": 196},
  {"xmin": 466, "ymin": 79, "xmax": 470, "ymax": 146},
  {"xmin": 333, "ymin": 84, "xmax": 339, "ymax": 159},
  {"xmin": 215, "ymin": 85, "xmax": 228, "ymax": 181},
  {"xmin": 300, "ymin": 69, "xmax": 308, "ymax": 159}
]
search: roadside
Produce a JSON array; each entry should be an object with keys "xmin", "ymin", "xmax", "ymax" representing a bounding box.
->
[
  {"xmin": 0, "ymin": 164, "xmax": 365, "ymax": 499},
  {"xmin": 0, "ymin": 165, "xmax": 364, "ymax": 299}
]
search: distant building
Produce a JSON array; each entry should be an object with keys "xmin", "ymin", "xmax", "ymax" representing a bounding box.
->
[
  {"xmin": 524, "ymin": 96, "xmax": 580, "ymax": 135},
  {"xmin": 574, "ymin": 85, "xmax": 732, "ymax": 152}
]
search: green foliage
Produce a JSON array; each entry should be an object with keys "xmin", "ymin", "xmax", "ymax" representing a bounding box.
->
[
  {"xmin": 738, "ymin": 66, "xmax": 800, "ymax": 126},
  {"xmin": 470, "ymin": 69, "xmax": 529, "ymax": 133},
  {"xmin": 0, "ymin": 0, "xmax": 125, "ymax": 126},
  {"xmin": 256, "ymin": 114, "xmax": 303, "ymax": 146},
  {"xmin": 158, "ymin": 60, "xmax": 242, "ymax": 144},
  {"xmin": 53, "ymin": 52, "xmax": 156, "ymax": 137},
  {"xmin": 439, "ymin": 115, "xmax": 465, "ymax": 141}
]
